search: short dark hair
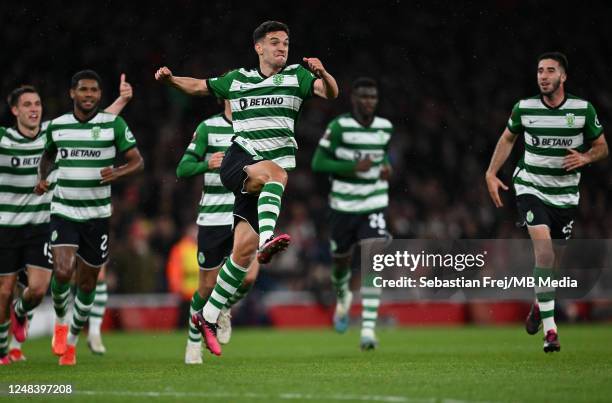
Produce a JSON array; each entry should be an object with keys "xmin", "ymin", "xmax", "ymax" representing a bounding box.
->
[
  {"xmin": 71, "ymin": 69, "xmax": 102, "ymax": 89},
  {"xmin": 352, "ymin": 77, "xmax": 378, "ymax": 91},
  {"xmin": 538, "ymin": 52, "xmax": 568, "ymax": 72},
  {"xmin": 7, "ymin": 85, "xmax": 39, "ymax": 108},
  {"xmin": 253, "ymin": 21, "xmax": 289, "ymax": 43}
]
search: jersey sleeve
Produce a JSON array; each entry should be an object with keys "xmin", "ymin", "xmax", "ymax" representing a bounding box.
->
[
  {"xmin": 584, "ymin": 102, "xmax": 604, "ymax": 141},
  {"xmin": 44, "ymin": 122, "xmax": 57, "ymax": 153},
  {"xmin": 296, "ymin": 65, "xmax": 317, "ymax": 99},
  {"xmin": 186, "ymin": 122, "xmax": 209, "ymax": 159},
  {"xmin": 507, "ymin": 102, "xmax": 524, "ymax": 134},
  {"xmin": 317, "ymin": 119, "xmax": 341, "ymax": 153},
  {"xmin": 113, "ymin": 116, "xmax": 137, "ymax": 153},
  {"xmin": 206, "ymin": 70, "xmax": 238, "ymax": 99}
]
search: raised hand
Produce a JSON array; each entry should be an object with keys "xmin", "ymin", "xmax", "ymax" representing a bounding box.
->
[
  {"xmin": 302, "ymin": 57, "xmax": 326, "ymax": 78},
  {"xmin": 155, "ymin": 66, "xmax": 174, "ymax": 83},
  {"xmin": 119, "ymin": 73, "xmax": 133, "ymax": 101}
]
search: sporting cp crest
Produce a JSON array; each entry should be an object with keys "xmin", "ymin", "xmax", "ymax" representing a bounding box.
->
[
  {"xmin": 565, "ymin": 113, "xmax": 575, "ymax": 127},
  {"xmin": 92, "ymin": 126, "xmax": 101, "ymax": 139},
  {"xmin": 272, "ymin": 74, "xmax": 284, "ymax": 86}
]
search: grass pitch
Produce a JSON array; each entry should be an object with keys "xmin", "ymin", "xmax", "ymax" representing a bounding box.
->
[{"xmin": 2, "ymin": 325, "xmax": 611, "ymax": 402}]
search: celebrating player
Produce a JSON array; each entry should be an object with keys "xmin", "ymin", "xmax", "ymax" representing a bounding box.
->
[
  {"xmin": 36, "ymin": 70, "xmax": 143, "ymax": 365},
  {"xmin": 0, "ymin": 76, "xmax": 132, "ymax": 365},
  {"xmin": 485, "ymin": 52, "xmax": 608, "ymax": 353},
  {"xmin": 156, "ymin": 20, "xmax": 338, "ymax": 355}
]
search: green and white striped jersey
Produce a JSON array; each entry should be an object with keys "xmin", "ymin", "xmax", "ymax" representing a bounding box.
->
[
  {"xmin": 318, "ymin": 113, "xmax": 393, "ymax": 213},
  {"xmin": 0, "ymin": 122, "xmax": 56, "ymax": 227},
  {"xmin": 184, "ymin": 114, "xmax": 235, "ymax": 226},
  {"xmin": 45, "ymin": 112, "xmax": 137, "ymax": 221},
  {"xmin": 507, "ymin": 94, "xmax": 604, "ymax": 208},
  {"xmin": 207, "ymin": 64, "xmax": 317, "ymax": 170}
]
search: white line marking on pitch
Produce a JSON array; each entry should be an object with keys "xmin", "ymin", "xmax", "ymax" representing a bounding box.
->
[{"xmin": 76, "ymin": 390, "xmax": 499, "ymax": 403}]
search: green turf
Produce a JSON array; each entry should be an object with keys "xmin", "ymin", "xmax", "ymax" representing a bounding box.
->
[{"xmin": 1, "ymin": 325, "xmax": 611, "ymax": 403}]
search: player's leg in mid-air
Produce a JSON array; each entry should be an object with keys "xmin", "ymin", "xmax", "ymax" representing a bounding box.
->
[
  {"xmin": 185, "ymin": 267, "xmax": 219, "ymax": 364},
  {"xmin": 187, "ymin": 226, "xmax": 261, "ymax": 362},
  {"xmin": 194, "ymin": 144, "xmax": 288, "ymax": 355},
  {"xmin": 248, "ymin": 159, "xmax": 290, "ymax": 264},
  {"xmin": 87, "ymin": 265, "xmax": 108, "ymax": 355},
  {"xmin": 217, "ymin": 258, "xmax": 260, "ymax": 345},
  {"xmin": 193, "ymin": 220, "xmax": 257, "ymax": 356},
  {"xmin": 185, "ymin": 226, "xmax": 232, "ymax": 364}
]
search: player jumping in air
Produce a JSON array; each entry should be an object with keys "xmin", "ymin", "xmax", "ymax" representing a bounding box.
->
[{"xmin": 156, "ymin": 20, "xmax": 338, "ymax": 355}]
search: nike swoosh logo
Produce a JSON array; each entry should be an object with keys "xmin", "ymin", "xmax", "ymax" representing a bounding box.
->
[{"xmin": 528, "ymin": 119, "xmax": 537, "ymax": 124}]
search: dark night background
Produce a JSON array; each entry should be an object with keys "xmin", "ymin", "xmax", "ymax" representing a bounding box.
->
[{"xmin": 2, "ymin": 1, "xmax": 610, "ymax": 297}]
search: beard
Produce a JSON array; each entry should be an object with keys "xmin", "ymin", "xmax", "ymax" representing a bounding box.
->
[
  {"xmin": 76, "ymin": 100, "xmax": 99, "ymax": 115},
  {"xmin": 540, "ymin": 78, "xmax": 561, "ymax": 96}
]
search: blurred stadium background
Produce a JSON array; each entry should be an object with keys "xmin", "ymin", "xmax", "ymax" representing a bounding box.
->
[{"xmin": 2, "ymin": 1, "xmax": 611, "ymax": 333}]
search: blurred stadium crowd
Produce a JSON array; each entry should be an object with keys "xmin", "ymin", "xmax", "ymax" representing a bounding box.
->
[{"xmin": 2, "ymin": 1, "xmax": 610, "ymax": 302}]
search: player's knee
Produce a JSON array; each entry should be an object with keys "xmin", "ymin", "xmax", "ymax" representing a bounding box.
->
[
  {"xmin": 266, "ymin": 163, "xmax": 287, "ymax": 187},
  {"xmin": 53, "ymin": 255, "xmax": 75, "ymax": 281},
  {"xmin": 246, "ymin": 162, "xmax": 288, "ymax": 189},
  {"xmin": 53, "ymin": 265, "xmax": 72, "ymax": 283}
]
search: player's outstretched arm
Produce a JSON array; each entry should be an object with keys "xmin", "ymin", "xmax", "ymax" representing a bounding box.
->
[
  {"xmin": 154, "ymin": 66, "xmax": 210, "ymax": 96},
  {"xmin": 105, "ymin": 74, "xmax": 133, "ymax": 115},
  {"xmin": 485, "ymin": 128, "xmax": 518, "ymax": 208},
  {"xmin": 303, "ymin": 57, "xmax": 338, "ymax": 99},
  {"xmin": 176, "ymin": 151, "xmax": 224, "ymax": 178},
  {"xmin": 100, "ymin": 147, "xmax": 144, "ymax": 184},
  {"xmin": 562, "ymin": 134, "xmax": 609, "ymax": 171}
]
